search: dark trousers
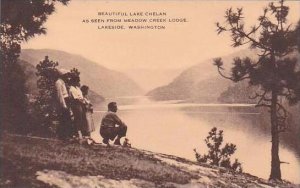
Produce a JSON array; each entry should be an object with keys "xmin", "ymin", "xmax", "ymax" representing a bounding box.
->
[
  {"xmin": 82, "ymin": 130, "xmax": 91, "ymax": 137},
  {"xmin": 100, "ymin": 125, "xmax": 127, "ymax": 141},
  {"xmin": 57, "ymin": 108, "xmax": 73, "ymax": 140},
  {"xmin": 71, "ymin": 101, "xmax": 85, "ymax": 134}
]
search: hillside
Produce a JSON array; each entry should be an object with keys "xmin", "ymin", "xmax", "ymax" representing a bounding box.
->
[
  {"xmin": 147, "ymin": 49, "xmax": 258, "ymax": 102},
  {"xmin": 20, "ymin": 49, "xmax": 143, "ymax": 98},
  {"xmin": 19, "ymin": 60, "xmax": 105, "ymax": 105},
  {"xmin": 147, "ymin": 76, "xmax": 232, "ymax": 102},
  {"xmin": 122, "ymin": 68, "xmax": 183, "ymax": 91},
  {"xmin": 218, "ymin": 81, "xmax": 258, "ymax": 103},
  {"xmin": 1, "ymin": 133, "xmax": 297, "ymax": 188}
]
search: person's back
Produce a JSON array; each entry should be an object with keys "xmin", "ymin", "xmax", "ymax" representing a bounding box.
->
[
  {"xmin": 55, "ymin": 78, "xmax": 68, "ymax": 109},
  {"xmin": 100, "ymin": 102, "xmax": 127, "ymax": 145},
  {"xmin": 55, "ymin": 70, "xmax": 73, "ymax": 141},
  {"xmin": 101, "ymin": 111, "xmax": 125, "ymax": 128}
]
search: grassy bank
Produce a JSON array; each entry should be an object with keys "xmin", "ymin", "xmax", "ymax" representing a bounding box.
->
[
  {"xmin": 1, "ymin": 133, "xmax": 196, "ymax": 187},
  {"xmin": 0, "ymin": 133, "xmax": 297, "ymax": 188}
]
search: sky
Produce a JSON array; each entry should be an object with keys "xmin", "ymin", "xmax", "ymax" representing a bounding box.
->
[{"xmin": 22, "ymin": 0, "xmax": 300, "ymax": 71}]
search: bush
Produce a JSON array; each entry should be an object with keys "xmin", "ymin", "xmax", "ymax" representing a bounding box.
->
[{"xmin": 194, "ymin": 127, "xmax": 243, "ymax": 173}]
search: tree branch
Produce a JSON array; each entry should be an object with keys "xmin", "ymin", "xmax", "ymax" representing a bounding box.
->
[
  {"xmin": 255, "ymin": 103, "xmax": 271, "ymax": 108},
  {"xmin": 280, "ymin": 161, "xmax": 290, "ymax": 164},
  {"xmin": 217, "ymin": 67, "xmax": 235, "ymax": 81}
]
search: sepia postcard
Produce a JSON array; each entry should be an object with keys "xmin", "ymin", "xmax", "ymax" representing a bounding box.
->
[{"xmin": 1, "ymin": 0, "xmax": 300, "ymax": 187}]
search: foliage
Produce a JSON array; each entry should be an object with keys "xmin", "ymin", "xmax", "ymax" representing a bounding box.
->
[
  {"xmin": 33, "ymin": 56, "xmax": 82, "ymax": 136},
  {"xmin": 1, "ymin": 0, "xmax": 69, "ymax": 41},
  {"xmin": 69, "ymin": 68, "xmax": 81, "ymax": 83},
  {"xmin": 213, "ymin": 0, "xmax": 299, "ymax": 180},
  {"xmin": 70, "ymin": 68, "xmax": 80, "ymax": 77},
  {"xmin": 0, "ymin": 0, "xmax": 70, "ymax": 64},
  {"xmin": 34, "ymin": 56, "xmax": 60, "ymax": 135},
  {"xmin": 0, "ymin": 57, "xmax": 28, "ymax": 132},
  {"xmin": 0, "ymin": 0, "xmax": 69, "ymax": 132},
  {"xmin": 214, "ymin": 0, "xmax": 300, "ymax": 105},
  {"xmin": 194, "ymin": 127, "xmax": 242, "ymax": 173}
]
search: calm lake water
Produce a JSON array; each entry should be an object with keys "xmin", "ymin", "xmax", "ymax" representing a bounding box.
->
[{"xmin": 91, "ymin": 97, "xmax": 300, "ymax": 184}]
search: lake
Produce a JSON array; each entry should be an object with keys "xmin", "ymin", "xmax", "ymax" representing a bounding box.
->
[{"xmin": 91, "ymin": 96, "xmax": 300, "ymax": 184}]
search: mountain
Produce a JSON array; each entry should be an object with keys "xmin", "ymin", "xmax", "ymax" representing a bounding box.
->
[
  {"xmin": 20, "ymin": 49, "xmax": 143, "ymax": 98},
  {"xmin": 121, "ymin": 68, "xmax": 184, "ymax": 91},
  {"xmin": 218, "ymin": 81, "xmax": 258, "ymax": 103},
  {"xmin": 147, "ymin": 49, "xmax": 258, "ymax": 102},
  {"xmin": 19, "ymin": 60, "xmax": 105, "ymax": 105}
]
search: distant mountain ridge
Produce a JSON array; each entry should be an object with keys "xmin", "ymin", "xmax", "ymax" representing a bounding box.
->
[
  {"xmin": 20, "ymin": 49, "xmax": 143, "ymax": 98},
  {"xmin": 147, "ymin": 49, "xmax": 258, "ymax": 102},
  {"xmin": 121, "ymin": 68, "xmax": 183, "ymax": 91}
]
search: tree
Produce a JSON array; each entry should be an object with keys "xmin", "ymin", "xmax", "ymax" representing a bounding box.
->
[
  {"xmin": 194, "ymin": 127, "xmax": 242, "ymax": 173},
  {"xmin": 0, "ymin": 0, "xmax": 69, "ymax": 131},
  {"xmin": 0, "ymin": 52, "xmax": 28, "ymax": 132},
  {"xmin": 213, "ymin": 0, "xmax": 300, "ymax": 181},
  {"xmin": 34, "ymin": 56, "xmax": 60, "ymax": 134},
  {"xmin": 70, "ymin": 68, "xmax": 81, "ymax": 78},
  {"xmin": 34, "ymin": 56, "xmax": 81, "ymax": 136}
]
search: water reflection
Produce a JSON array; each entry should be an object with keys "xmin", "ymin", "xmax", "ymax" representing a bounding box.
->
[{"xmin": 91, "ymin": 97, "xmax": 300, "ymax": 183}]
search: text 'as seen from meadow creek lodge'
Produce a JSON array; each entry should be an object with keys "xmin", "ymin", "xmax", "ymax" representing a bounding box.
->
[{"xmin": 82, "ymin": 11, "xmax": 188, "ymax": 30}]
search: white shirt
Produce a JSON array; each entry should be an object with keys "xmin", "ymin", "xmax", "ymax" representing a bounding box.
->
[
  {"xmin": 69, "ymin": 86, "xmax": 83, "ymax": 100},
  {"xmin": 55, "ymin": 78, "xmax": 68, "ymax": 108}
]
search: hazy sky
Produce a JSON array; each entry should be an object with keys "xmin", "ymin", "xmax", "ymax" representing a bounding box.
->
[{"xmin": 22, "ymin": 0, "xmax": 300, "ymax": 71}]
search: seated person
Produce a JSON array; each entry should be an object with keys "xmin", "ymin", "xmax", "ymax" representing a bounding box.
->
[{"xmin": 100, "ymin": 102, "xmax": 127, "ymax": 145}]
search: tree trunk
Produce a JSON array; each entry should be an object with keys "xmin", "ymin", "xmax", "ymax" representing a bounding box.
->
[{"xmin": 269, "ymin": 90, "xmax": 281, "ymax": 181}]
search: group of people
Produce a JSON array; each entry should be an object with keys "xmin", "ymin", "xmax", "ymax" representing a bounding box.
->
[{"xmin": 55, "ymin": 69, "xmax": 128, "ymax": 146}]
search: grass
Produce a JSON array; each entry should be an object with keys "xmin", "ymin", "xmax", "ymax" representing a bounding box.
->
[
  {"xmin": 1, "ymin": 133, "xmax": 298, "ymax": 188},
  {"xmin": 0, "ymin": 133, "xmax": 196, "ymax": 187}
]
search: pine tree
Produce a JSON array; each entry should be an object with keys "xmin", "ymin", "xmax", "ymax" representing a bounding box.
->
[
  {"xmin": 0, "ymin": 0, "xmax": 69, "ymax": 131},
  {"xmin": 213, "ymin": 0, "xmax": 300, "ymax": 181},
  {"xmin": 194, "ymin": 127, "xmax": 243, "ymax": 173},
  {"xmin": 0, "ymin": 48, "xmax": 28, "ymax": 132},
  {"xmin": 34, "ymin": 56, "xmax": 60, "ymax": 134}
]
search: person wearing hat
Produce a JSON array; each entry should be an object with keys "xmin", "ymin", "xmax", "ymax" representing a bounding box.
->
[{"xmin": 55, "ymin": 68, "xmax": 73, "ymax": 141}]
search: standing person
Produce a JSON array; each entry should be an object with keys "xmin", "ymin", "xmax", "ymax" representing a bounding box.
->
[
  {"xmin": 100, "ymin": 102, "xmax": 127, "ymax": 145},
  {"xmin": 55, "ymin": 69, "xmax": 73, "ymax": 141},
  {"xmin": 80, "ymin": 85, "xmax": 95, "ymax": 143},
  {"xmin": 69, "ymin": 75, "xmax": 85, "ymax": 141}
]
